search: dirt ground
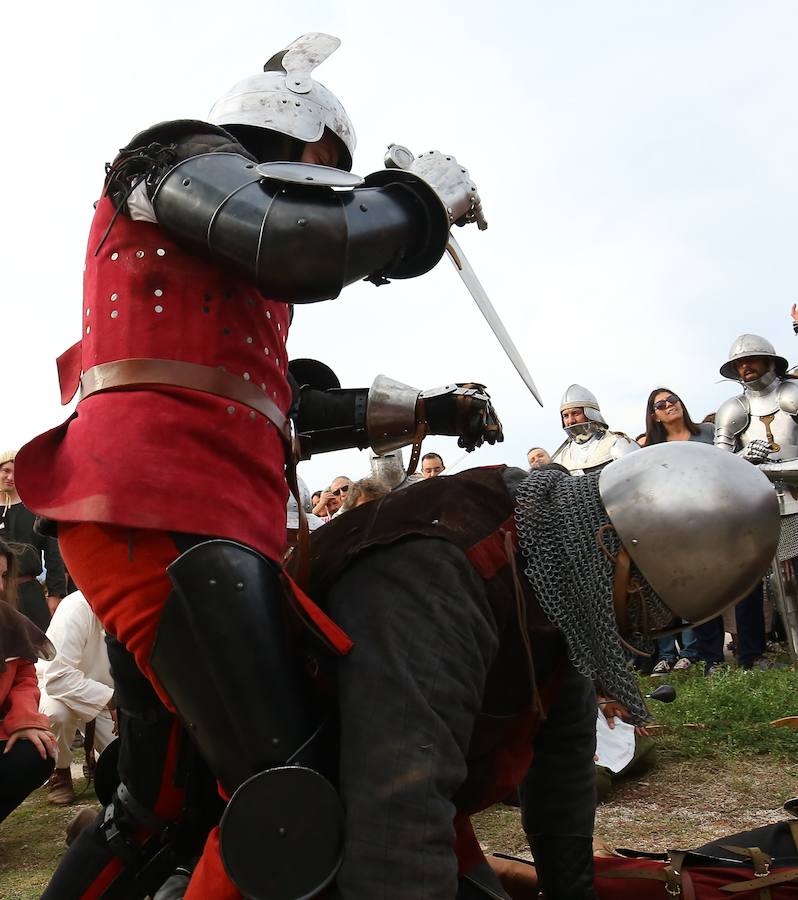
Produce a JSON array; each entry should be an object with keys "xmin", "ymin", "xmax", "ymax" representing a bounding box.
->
[
  {"xmin": 473, "ymin": 754, "xmax": 798, "ymax": 859},
  {"xmin": 2, "ymin": 755, "xmax": 797, "ymax": 897}
]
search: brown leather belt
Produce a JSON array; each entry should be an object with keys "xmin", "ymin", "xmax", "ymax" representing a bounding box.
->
[{"xmin": 79, "ymin": 358, "xmax": 291, "ymax": 442}]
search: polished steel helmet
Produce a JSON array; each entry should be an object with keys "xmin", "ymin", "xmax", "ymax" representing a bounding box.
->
[
  {"xmin": 599, "ymin": 442, "xmax": 780, "ymax": 624},
  {"xmin": 719, "ymin": 333, "xmax": 788, "ymax": 381},
  {"xmin": 369, "ymin": 449, "xmax": 407, "ymax": 490},
  {"xmin": 559, "ymin": 384, "xmax": 607, "ymax": 441},
  {"xmin": 208, "ymin": 32, "xmax": 356, "ymax": 170}
]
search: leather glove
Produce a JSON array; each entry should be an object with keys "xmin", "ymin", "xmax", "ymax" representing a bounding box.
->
[
  {"xmin": 739, "ymin": 438, "xmax": 772, "ymax": 464},
  {"xmin": 420, "ymin": 383, "xmax": 503, "ymax": 451},
  {"xmin": 384, "ymin": 144, "xmax": 487, "ymax": 230}
]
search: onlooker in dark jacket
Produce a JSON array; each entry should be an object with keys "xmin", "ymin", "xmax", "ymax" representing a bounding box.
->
[{"xmin": 0, "ymin": 451, "xmax": 66, "ymax": 630}]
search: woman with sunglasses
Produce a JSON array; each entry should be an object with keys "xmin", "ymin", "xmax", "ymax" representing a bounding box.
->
[
  {"xmin": 641, "ymin": 388, "xmax": 714, "ymax": 447},
  {"xmin": 641, "ymin": 389, "xmax": 714, "ymax": 673}
]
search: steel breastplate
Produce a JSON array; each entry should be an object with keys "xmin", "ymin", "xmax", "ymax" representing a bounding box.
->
[
  {"xmin": 555, "ymin": 430, "xmax": 616, "ymax": 474},
  {"xmin": 741, "ymin": 408, "xmax": 798, "ymax": 515}
]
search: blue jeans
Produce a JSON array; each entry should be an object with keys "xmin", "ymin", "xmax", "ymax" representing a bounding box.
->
[{"xmin": 656, "ymin": 626, "xmax": 698, "ymax": 664}]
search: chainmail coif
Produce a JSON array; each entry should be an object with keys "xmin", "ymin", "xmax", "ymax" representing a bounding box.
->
[{"xmin": 514, "ymin": 466, "xmax": 649, "ymax": 724}]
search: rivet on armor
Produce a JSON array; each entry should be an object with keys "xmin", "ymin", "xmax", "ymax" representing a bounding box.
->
[
  {"xmin": 272, "ymin": 737, "xmax": 280, "ymax": 746},
  {"xmin": 297, "ymin": 218, "xmax": 307, "ymax": 227},
  {"xmin": 85, "ymin": 308, "xmax": 90, "ymax": 317},
  {"xmin": 245, "ymin": 163, "xmax": 254, "ymax": 169},
  {"xmin": 110, "ymin": 293, "xmax": 118, "ymax": 301},
  {"xmin": 360, "ymin": 204, "xmax": 368, "ymax": 212},
  {"xmin": 235, "ymin": 581, "xmax": 244, "ymax": 591},
  {"xmin": 243, "ymin": 372, "xmax": 251, "ymax": 381},
  {"xmin": 154, "ymin": 289, "xmax": 163, "ymax": 297},
  {"xmin": 154, "ymin": 305, "xmax": 164, "ymax": 313},
  {"xmin": 209, "ymin": 578, "xmax": 217, "ymax": 587},
  {"xmin": 631, "ymin": 538, "xmax": 639, "ymax": 545},
  {"xmin": 278, "ymin": 827, "xmax": 288, "ymax": 839},
  {"xmin": 246, "ymin": 336, "xmax": 253, "ymax": 344},
  {"xmin": 182, "ymin": 178, "xmax": 191, "ymax": 187},
  {"xmin": 110, "ymin": 252, "xmax": 119, "ymax": 260},
  {"xmin": 226, "ymin": 405, "xmax": 235, "ymax": 415},
  {"xmin": 136, "ymin": 250, "xmax": 145, "ymax": 258},
  {"xmin": 156, "ymin": 248, "xmax": 166, "ymax": 256},
  {"xmin": 111, "ymin": 310, "xmax": 119, "ymax": 319}
]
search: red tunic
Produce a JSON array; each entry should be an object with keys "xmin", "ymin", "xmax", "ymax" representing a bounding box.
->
[{"xmin": 16, "ymin": 196, "xmax": 292, "ymax": 562}]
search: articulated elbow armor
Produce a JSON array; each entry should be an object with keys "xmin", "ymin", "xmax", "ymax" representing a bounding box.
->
[
  {"xmin": 152, "ymin": 154, "xmax": 449, "ymax": 303},
  {"xmin": 714, "ymin": 396, "xmax": 749, "ymax": 453}
]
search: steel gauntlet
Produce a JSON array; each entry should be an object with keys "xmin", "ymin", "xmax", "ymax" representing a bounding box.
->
[
  {"xmin": 420, "ymin": 383, "xmax": 503, "ymax": 451},
  {"xmin": 384, "ymin": 144, "xmax": 487, "ymax": 230}
]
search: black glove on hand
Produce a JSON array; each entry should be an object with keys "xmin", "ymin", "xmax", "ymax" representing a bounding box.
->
[{"xmin": 422, "ymin": 383, "xmax": 504, "ymax": 452}]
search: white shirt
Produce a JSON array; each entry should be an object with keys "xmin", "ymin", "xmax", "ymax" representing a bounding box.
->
[{"xmin": 37, "ymin": 592, "xmax": 114, "ymax": 721}]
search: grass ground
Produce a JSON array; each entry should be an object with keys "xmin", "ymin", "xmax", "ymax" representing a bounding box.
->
[
  {"xmin": 2, "ymin": 666, "xmax": 796, "ymax": 896},
  {"xmin": 0, "ymin": 776, "xmax": 100, "ymax": 900}
]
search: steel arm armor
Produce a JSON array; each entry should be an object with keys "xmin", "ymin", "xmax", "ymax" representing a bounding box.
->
[
  {"xmin": 779, "ymin": 379, "xmax": 798, "ymax": 416},
  {"xmin": 151, "ymin": 153, "xmax": 450, "ymax": 303},
  {"xmin": 714, "ymin": 395, "xmax": 749, "ymax": 452},
  {"xmin": 610, "ymin": 434, "xmax": 640, "ymax": 459},
  {"xmin": 294, "ymin": 374, "xmax": 503, "ymax": 458}
]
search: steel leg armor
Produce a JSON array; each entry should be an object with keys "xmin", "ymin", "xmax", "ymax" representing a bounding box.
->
[{"xmin": 149, "ymin": 539, "xmax": 343, "ymax": 900}]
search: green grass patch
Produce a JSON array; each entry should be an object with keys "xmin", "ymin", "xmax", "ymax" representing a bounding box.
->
[{"xmin": 640, "ymin": 665, "xmax": 798, "ymax": 759}]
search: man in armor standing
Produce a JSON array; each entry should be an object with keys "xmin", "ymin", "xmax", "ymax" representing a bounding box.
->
[
  {"xmin": 551, "ymin": 384, "xmax": 639, "ymax": 474},
  {"xmin": 15, "ymin": 33, "xmax": 501, "ymax": 900},
  {"xmin": 714, "ymin": 334, "xmax": 798, "ymax": 667}
]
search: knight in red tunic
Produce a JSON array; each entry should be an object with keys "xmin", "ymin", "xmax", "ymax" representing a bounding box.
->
[{"xmin": 16, "ymin": 33, "xmax": 502, "ymax": 900}]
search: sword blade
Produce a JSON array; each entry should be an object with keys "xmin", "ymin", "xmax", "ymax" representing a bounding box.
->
[{"xmin": 445, "ymin": 235, "xmax": 543, "ymax": 406}]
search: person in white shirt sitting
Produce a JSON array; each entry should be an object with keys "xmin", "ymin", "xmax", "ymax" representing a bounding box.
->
[{"xmin": 37, "ymin": 591, "xmax": 115, "ymax": 804}]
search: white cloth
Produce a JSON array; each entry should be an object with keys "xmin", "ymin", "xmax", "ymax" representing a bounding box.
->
[
  {"xmin": 594, "ymin": 710, "xmax": 635, "ymax": 773},
  {"xmin": 37, "ymin": 592, "xmax": 113, "ymax": 723},
  {"xmin": 40, "ymin": 695, "xmax": 115, "ymax": 769}
]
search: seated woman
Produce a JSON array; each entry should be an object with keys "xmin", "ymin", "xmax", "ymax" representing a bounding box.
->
[{"xmin": 0, "ymin": 539, "xmax": 58, "ymax": 822}]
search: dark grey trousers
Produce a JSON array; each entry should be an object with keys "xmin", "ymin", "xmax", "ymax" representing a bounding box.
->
[{"xmin": 326, "ymin": 538, "xmax": 505, "ymax": 899}]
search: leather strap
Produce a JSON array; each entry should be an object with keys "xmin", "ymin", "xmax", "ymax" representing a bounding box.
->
[
  {"xmin": 720, "ymin": 867, "xmax": 798, "ymax": 892},
  {"xmin": 80, "ymin": 359, "xmax": 291, "ymax": 442}
]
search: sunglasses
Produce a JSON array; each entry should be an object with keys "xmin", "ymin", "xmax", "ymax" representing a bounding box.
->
[
  {"xmin": 331, "ymin": 484, "xmax": 350, "ymax": 497},
  {"xmin": 653, "ymin": 395, "xmax": 679, "ymax": 411}
]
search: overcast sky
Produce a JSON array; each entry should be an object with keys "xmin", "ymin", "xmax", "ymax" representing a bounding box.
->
[{"xmin": 4, "ymin": 1, "xmax": 798, "ymax": 492}]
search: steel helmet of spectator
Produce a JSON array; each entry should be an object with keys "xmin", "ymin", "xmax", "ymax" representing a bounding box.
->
[
  {"xmin": 208, "ymin": 32, "xmax": 356, "ymax": 171},
  {"xmin": 719, "ymin": 333, "xmax": 788, "ymax": 381},
  {"xmin": 599, "ymin": 442, "xmax": 780, "ymax": 624},
  {"xmin": 559, "ymin": 384, "xmax": 607, "ymax": 441}
]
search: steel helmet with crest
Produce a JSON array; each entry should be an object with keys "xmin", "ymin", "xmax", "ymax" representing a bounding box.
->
[{"xmin": 208, "ymin": 32, "xmax": 356, "ymax": 170}]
